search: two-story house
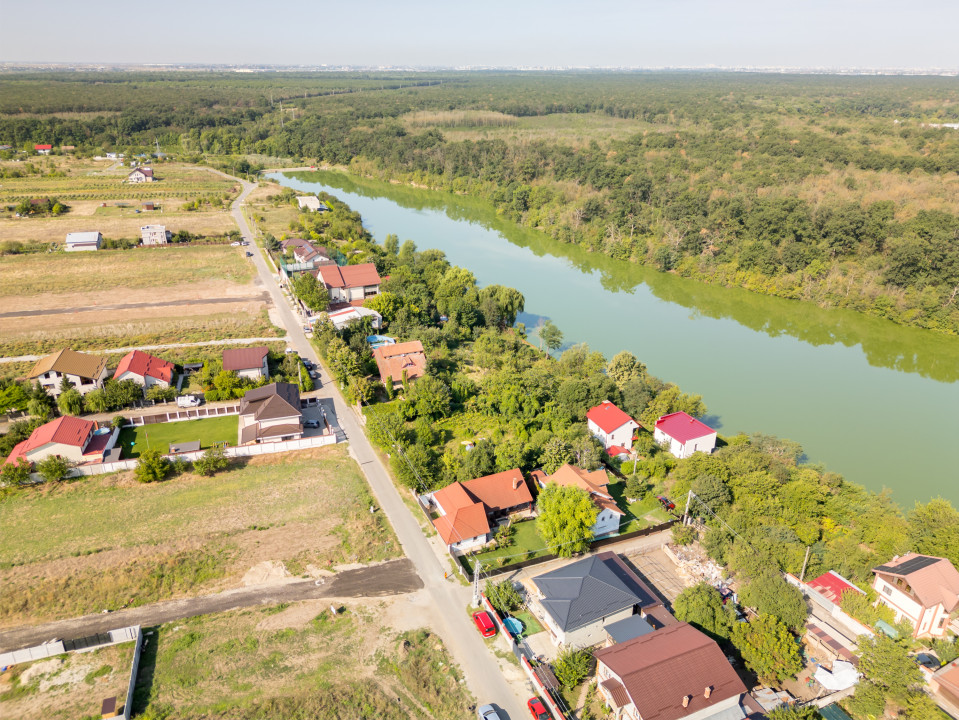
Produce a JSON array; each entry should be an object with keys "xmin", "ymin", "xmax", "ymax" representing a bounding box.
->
[
  {"xmin": 140, "ymin": 224, "xmax": 170, "ymax": 246},
  {"xmin": 653, "ymin": 411, "xmax": 717, "ymax": 459},
  {"xmin": 595, "ymin": 622, "xmax": 757, "ymax": 720},
  {"xmin": 872, "ymin": 553, "xmax": 959, "ymax": 638},
  {"xmin": 316, "ymin": 263, "xmax": 381, "ymax": 305},
  {"xmin": 237, "ymin": 382, "xmax": 303, "ymax": 444},
  {"xmin": 127, "ymin": 167, "xmax": 154, "ymax": 183},
  {"xmin": 373, "ymin": 341, "xmax": 426, "ymax": 389},
  {"xmin": 532, "ymin": 464, "xmax": 625, "ymax": 538},
  {"xmin": 27, "ymin": 349, "xmax": 109, "ymax": 397},
  {"xmin": 587, "ymin": 400, "xmax": 639, "ymax": 456}
]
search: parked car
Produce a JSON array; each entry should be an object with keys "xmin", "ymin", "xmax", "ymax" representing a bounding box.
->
[
  {"xmin": 245, "ymin": 251, "xmax": 253, "ymax": 257},
  {"xmin": 304, "ymin": 419, "xmax": 320, "ymax": 429},
  {"xmin": 656, "ymin": 495, "xmax": 676, "ymax": 511},
  {"xmin": 177, "ymin": 395, "xmax": 201, "ymax": 408},
  {"xmin": 230, "ymin": 241, "xmax": 241, "ymax": 247},
  {"xmin": 240, "ymin": 240, "xmax": 249, "ymax": 245},
  {"xmin": 527, "ymin": 697, "xmax": 551, "ymax": 720},
  {"xmin": 477, "ymin": 705, "xmax": 502, "ymax": 720},
  {"xmin": 472, "ymin": 611, "xmax": 496, "ymax": 638},
  {"xmin": 309, "ymin": 371, "xmax": 319, "ymax": 379}
]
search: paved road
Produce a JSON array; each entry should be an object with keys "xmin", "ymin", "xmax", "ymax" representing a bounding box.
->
[
  {"xmin": 231, "ymin": 177, "xmax": 531, "ymax": 718},
  {"xmin": 0, "ymin": 337, "xmax": 284, "ymax": 364},
  {"xmin": 0, "ymin": 293, "xmax": 270, "ymax": 319},
  {"xmin": 0, "ymin": 559, "xmax": 421, "ymax": 653}
]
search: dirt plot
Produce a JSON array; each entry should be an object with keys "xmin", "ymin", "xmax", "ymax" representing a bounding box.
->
[
  {"xmin": 0, "ymin": 446, "xmax": 401, "ymax": 626},
  {"xmin": 134, "ymin": 601, "xmax": 473, "ymax": 720},
  {"xmin": 622, "ymin": 547, "xmax": 689, "ymax": 605}
]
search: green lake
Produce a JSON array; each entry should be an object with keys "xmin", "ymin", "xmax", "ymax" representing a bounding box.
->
[{"xmin": 272, "ymin": 169, "xmax": 959, "ymax": 506}]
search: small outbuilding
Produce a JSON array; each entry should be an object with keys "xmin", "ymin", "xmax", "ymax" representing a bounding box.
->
[{"xmin": 65, "ymin": 231, "xmax": 102, "ymax": 252}]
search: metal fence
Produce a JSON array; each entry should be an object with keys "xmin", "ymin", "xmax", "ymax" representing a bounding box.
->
[{"xmin": 125, "ymin": 404, "xmax": 241, "ymax": 426}]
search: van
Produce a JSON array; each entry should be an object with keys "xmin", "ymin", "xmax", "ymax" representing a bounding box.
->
[{"xmin": 177, "ymin": 395, "xmax": 201, "ymax": 408}]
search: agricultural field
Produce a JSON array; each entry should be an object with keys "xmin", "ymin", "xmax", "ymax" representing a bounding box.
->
[
  {"xmin": 0, "ymin": 641, "xmax": 135, "ymax": 720},
  {"xmin": 0, "ymin": 446, "xmax": 400, "ymax": 626},
  {"xmin": 133, "ymin": 602, "xmax": 473, "ymax": 720},
  {"xmin": 0, "ymin": 157, "xmax": 239, "ymax": 245},
  {"xmin": 0, "ymin": 245, "xmax": 283, "ymax": 359}
]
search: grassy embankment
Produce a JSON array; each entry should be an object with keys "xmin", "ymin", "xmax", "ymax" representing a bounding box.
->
[{"xmin": 0, "ymin": 446, "xmax": 399, "ymax": 626}]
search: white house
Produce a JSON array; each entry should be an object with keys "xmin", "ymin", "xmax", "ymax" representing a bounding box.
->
[
  {"xmin": 316, "ymin": 263, "xmax": 381, "ymax": 305},
  {"xmin": 140, "ymin": 224, "xmax": 170, "ymax": 246},
  {"xmin": 27, "ymin": 349, "xmax": 109, "ymax": 397},
  {"xmin": 872, "ymin": 553, "xmax": 959, "ymax": 638},
  {"xmin": 533, "ymin": 464, "xmax": 624, "ymax": 538},
  {"xmin": 113, "ymin": 350, "xmax": 175, "ymax": 390},
  {"xmin": 587, "ymin": 400, "xmax": 639, "ymax": 453},
  {"xmin": 127, "ymin": 167, "xmax": 154, "ymax": 183},
  {"xmin": 653, "ymin": 411, "xmax": 717, "ymax": 459},
  {"xmin": 4, "ymin": 415, "xmax": 117, "ymax": 467},
  {"xmin": 65, "ymin": 231, "xmax": 102, "ymax": 252},
  {"xmin": 296, "ymin": 195, "xmax": 325, "ymax": 211},
  {"xmin": 327, "ymin": 306, "xmax": 383, "ymax": 331},
  {"xmin": 222, "ymin": 346, "xmax": 270, "ymax": 381}
]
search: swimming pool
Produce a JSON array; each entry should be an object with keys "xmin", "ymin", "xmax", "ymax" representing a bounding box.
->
[{"xmin": 366, "ymin": 334, "xmax": 397, "ymax": 349}]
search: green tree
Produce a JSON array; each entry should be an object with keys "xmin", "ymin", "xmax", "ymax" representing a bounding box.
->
[
  {"xmin": 553, "ymin": 647, "xmax": 592, "ymax": 689},
  {"xmin": 539, "ymin": 436, "xmax": 574, "ymax": 474},
  {"xmin": 478, "ymin": 284, "xmax": 525, "ymax": 329},
  {"xmin": 135, "ymin": 448, "xmax": 171, "ymax": 483},
  {"xmin": 146, "ymin": 385, "xmax": 176, "ymax": 403},
  {"xmin": 83, "ymin": 389, "xmax": 108, "ymax": 414},
  {"xmin": 738, "ymin": 572, "xmax": 808, "ymax": 631},
  {"xmin": 346, "ymin": 375, "xmax": 375, "ymax": 405},
  {"xmin": 28, "ymin": 382, "xmax": 55, "ymax": 419},
  {"xmin": 536, "ymin": 484, "xmax": 597, "ymax": 557},
  {"xmin": 292, "ymin": 272, "xmax": 330, "ymax": 312},
  {"xmin": 36, "ymin": 455, "xmax": 73, "ymax": 483},
  {"xmin": 363, "ymin": 291, "xmax": 402, "ymax": 324},
  {"xmin": 408, "ymin": 376, "xmax": 451, "ymax": 419},
  {"xmin": 1, "ymin": 457, "xmax": 32, "ymax": 487},
  {"xmin": 690, "ymin": 474, "xmax": 733, "ymax": 511},
  {"xmin": 731, "ymin": 614, "xmax": 803, "ymax": 683},
  {"xmin": 111, "ymin": 415, "xmax": 126, "ymax": 430},
  {"xmin": 485, "ymin": 579, "xmax": 523, "ymax": 615},
  {"xmin": 390, "ymin": 442, "xmax": 436, "ymax": 490},
  {"xmin": 909, "ymin": 498, "xmax": 959, "ymax": 568},
  {"xmin": 57, "ymin": 388, "xmax": 84, "ymax": 416},
  {"xmin": 857, "ymin": 634, "xmax": 923, "ymax": 704},
  {"xmin": 0, "ymin": 379, "xmax": 30, "ymax": 414},
  {"xmin": 673, "ymin": 583, "xmax": 733, "ymax": 641},
  {"xmin": 606, "ymin": 351, "xmax": 646, "ymax": 389},
  {"xmin": 539, "ymin": 320, "xmax": 563, "ymax": 352},
  {"xmin": 193, "ymin": 447, "xmax": 230, "ymax": 477}
]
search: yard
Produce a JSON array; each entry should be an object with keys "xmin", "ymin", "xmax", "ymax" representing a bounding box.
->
[
  {"xmin": 459, "ymin": 519, "xmax": 549, "ymax": 574},
  {"xmin": 117, "ymin": 415, "xmax": 239, "ymax": 457},
  {"xmin": 0, "ymin": 445, "xmax": 400, "ymax": 626},
  {"xmin": 133, "ymin": 601, "xmax": 474, "ymax": 720},
  {"xmin": 606, "ymin": 482, "xmax": 674, "ymax": 532}
]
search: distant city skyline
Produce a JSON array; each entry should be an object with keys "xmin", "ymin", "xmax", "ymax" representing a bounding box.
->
[{"xmin": 4, "ymin": 0, "xmax": 959, "ymax": 70}]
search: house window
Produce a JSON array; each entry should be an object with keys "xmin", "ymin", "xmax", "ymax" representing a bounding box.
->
[
  {"xmin": 939, "ymin": 617, "xmax": 947, "ymax": 628},
  {"xmin": 883, "ymin": 585, "xmax": 892, "ymax": 596}
]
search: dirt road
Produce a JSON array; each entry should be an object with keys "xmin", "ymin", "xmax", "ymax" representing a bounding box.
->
[
  {"xmin": 0, "ymin": 559, "xmax": 421, "ymax": 653},
  {"xmin": 0, "ymin": 293, "xmax": 270, "ymax": 319}
]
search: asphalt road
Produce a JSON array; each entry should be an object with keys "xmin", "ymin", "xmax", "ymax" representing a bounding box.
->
[
  {"xmin": 230, "ymin": 177, "xmax": 531, "ymax": 718},
  {"xmin": 0, "ymin": 559, "xmax": 421, "ymax": 653}
]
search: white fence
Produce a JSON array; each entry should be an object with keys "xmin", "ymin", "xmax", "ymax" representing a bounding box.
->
[
  {"xmin": 0, "ymin": 625, "xmax": 138, "ymax": 667},
  {"xmin": 785, "ymin": 573, "xmax": 875, "ymax": 639}
]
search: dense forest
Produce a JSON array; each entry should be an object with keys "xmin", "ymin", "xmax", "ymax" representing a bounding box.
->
[{"xmin": 3, "ymin": 71, "xmax": 959, "ymax": 333}]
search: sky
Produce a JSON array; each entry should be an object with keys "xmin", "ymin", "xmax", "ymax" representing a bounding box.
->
[{"xmin": 5, "ymin": 0, "xmax": 959, "ymax": 69}]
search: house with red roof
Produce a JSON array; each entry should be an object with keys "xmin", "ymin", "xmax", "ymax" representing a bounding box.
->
[
  {"xmin": 34, "ymin": 144, "xmax": 52, "ymax": 155},
  {"xmin": 5, "ymin": 416, "xmax": 116, "ymax": 467},
  {"xmin": 532, "ymin": 464, "xmax": 625, "ymax": 538},
  {"xmin": 653, "ymin": 412, "xmax": 717, "ymax": 459},
  {"xmin": 587, "ymin": 400, "xmax": 639, "ymax": 453},
  {"xmin": 424, "ymin": 469, "xmax": 533, "ymax": 554},
  {"xmin": 872, "ymin": 553, "xmax": 959, "ymax": 638},
  {"xmin": 222, "ymin": 346, "xmax": 270, "ymax": 381},
  {"xmin": 113, "ymin": 350, "xmax": 175, "ymax": 390},
  {"xmin": 316, "ymin": 263, "xmax": 381, "ymax": 306},
  {"xmin": 595, "ymin": 622, "xmax": 760, "ymax": 720}
]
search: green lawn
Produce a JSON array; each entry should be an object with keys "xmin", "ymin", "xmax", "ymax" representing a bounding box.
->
[
  {"xmin": 118, "ymin": 415, "xmax": 238, "ymax": 457},
  {"xmin": 460, "ymin": 519, "xmax": 549, "ymax": 574},
  {"xmin": 606, "ymin": 482, "xmax": 673, "ymax": 532},
  {"xmin": 512, "ymin": 609, "xmax": 544, "ymax": 637}
]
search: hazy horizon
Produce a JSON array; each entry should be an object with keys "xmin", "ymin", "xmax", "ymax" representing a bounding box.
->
[{"xmin": 4, "ymin": 0, "xmax": 959, "ymax": 70}]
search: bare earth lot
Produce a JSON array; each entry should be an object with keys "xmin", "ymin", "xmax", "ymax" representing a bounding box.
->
[{"xmin": 0, "ymin": 446, "xmax": 400, "ymax": 627}]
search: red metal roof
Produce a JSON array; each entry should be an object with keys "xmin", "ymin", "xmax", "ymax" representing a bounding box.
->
[
  {"xmin": 114, "ymin": 350, "xmax": 174, "ymax": 384},
  {"xmin": 654, "ymin": 412, "xmax": 715, "ymax": 444},
  {"xmin": 587, "ymin": 400, "xmax": 638, "ymax": 435},
  {"xmin": 317, "ymin": 263, "xmax": 381, "ymax": 289},
  {"xmin": 808, "ymin": 571, "xmax": 864, "ymax": 604},
  {"xmin": 5, "ymin": 416, "xmax": 95, "ymax": 464},
  {"xmin": 222, "ymin": 346, "xmax": 269, "ymax": 371},
  {"xmin": 34, "ymin": 144, "xmax": 52, "ymax": 150}
]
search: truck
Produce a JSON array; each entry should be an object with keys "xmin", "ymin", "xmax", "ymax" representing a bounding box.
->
[{"xmin": 177, "ymin": 395, "xmax": 201, "ymax": 408}]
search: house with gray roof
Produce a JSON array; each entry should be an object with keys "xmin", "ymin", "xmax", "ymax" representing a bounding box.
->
[
  {"xmin": 524, "ymin": 551, "xmax": 668, "ymax": 647},
  {"xmin": 237, "ymin": 382, "xmax": 302, "ymax": 444}
]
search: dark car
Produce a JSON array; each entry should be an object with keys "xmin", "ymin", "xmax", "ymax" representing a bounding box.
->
[
  {"xmin": 304, "ymin": 419, "xmax": 320, "ymax": 429},
  {"xmin": 527, "ymin": 697, "xmax": 551, "ymax": 720},
  {"xmin": 656, "ymin": 495, "xmax": 676, "ymax": 511},
  {"xmin": 245, "ymin": 251, "xmax": 253, "ymax": 257},
  {"xmin": 472, "ymin": 611, "xmax": 496, "ymax": 638}
]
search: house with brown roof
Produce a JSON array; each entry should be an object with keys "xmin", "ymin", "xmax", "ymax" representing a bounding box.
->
[
  {"xmin": 533, "ymin": 464, "xmax": 625, "ymax": 538},
  {"xmin": 127, "ymin": 167, "xmax": 154, "ymax": 183},
  {"xmin": 373, "ymin": 341, "xmax": 426, "ymax": 389},
  {"xmin": 27, "ymin": 349, "xmax": 109, "ymax": 397},
  {"xmin": 5, "ymin": 416, "xmax": 116, "ymax": 467},
  {"xmin": 280, "ymin": 239, "xmax": 334, "ymax": 269},
  {"xmin": 113, "ymin": 350, "xmax": 175, "ymax": 390},
  {"xmin": 595, "ymin": 622, "xmax": 757, "ymax": 720},
  {"xmin": 222, "ymin": 346, "xmax": 269, "ymax": 381},
  {"xmin": 525, "ymin": 551, "xmax": 669, "ymax": 648},
  {"xmin": 316, "ymin": 263, "xmax": 381, "ymax": 305},
  {"xmin": 237, "ymin": 382, "xmax": 303, "ymax": 444},
  {"xmin": 423, "ymin": 469, "xmax": 533, "ymax": 554},
  {"xmin": 931, "ymin": 659, "xmax": 959, "ymax": 716},
  {"xmin": 872, "ymin": 553, "xmax": 959, "ymax": 638}
]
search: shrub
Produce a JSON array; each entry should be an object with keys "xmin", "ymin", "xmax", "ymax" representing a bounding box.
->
[
  {"xmin": 553, "ymin": 647, "xmax": 592, "ymax": 689},
  {"xmin": 37, "ymin": 455, "xmax": 73, "ymax": 483},
  {"xmin": 671, "ymin": 524, "xmax": 696, "ymax": 546},
  {"xmin": 135, "ymin": 448, "xmax": 170, "ymax": 483},
  {"xmin": 485, "ymin": 578, "xmax": 523, "ymax": 615},
  {"xmin": 193, "ymin": 447, "xmax": 230, "ymax": 477}
]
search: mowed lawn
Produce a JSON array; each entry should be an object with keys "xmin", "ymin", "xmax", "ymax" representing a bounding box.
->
[{"xmin": 118, "ymin": 416, "xmax": 238, "ymax": 458}]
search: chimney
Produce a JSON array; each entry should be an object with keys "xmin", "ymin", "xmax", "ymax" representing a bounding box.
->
[
  {"xmin": 704, "ymin": 686, "xmax": 712, "ymax": 699},
  {"xmin": 513, "ymin": 475, "xmax": 521, "ymax": 490},
  {"xmin": 682, "ymin": 695, "xmax": 691, "ymax": 708}
]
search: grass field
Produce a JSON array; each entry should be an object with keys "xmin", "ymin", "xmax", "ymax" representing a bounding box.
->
[
  {"xmin": 0, "ymin": 445, "xmax": 400, "ymax": 625},
  {"xmin": 133, "ymin": 606, "xmax": 474, "ymax": 720},
  {"xmin": 606, "ymin": 483, "xmax": 674, "ymax": 532},
  {"xmin": 118, "ymin": 416, "xmax": 239, "ymax": 457}
]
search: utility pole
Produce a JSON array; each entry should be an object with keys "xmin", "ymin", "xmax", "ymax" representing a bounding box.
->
[
  {"xmin": 472, "ymin": 562, "xmax": 482, "ymax": 607},
  {"xmin": 684, "ymin": 490, "xmax": 695, "ymax": 525},
  {"xmin": 799, "ymin": 546, "xmax": 812, "ymax": 583}
]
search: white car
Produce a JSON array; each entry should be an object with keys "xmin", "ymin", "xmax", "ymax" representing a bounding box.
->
[
  {"xmin": 477, "ymin": 705, "xmax": 502, "ymax": 720},
  {"xmin": 230, "ymin": 241, "xmax": 241, "ymax": 247}
]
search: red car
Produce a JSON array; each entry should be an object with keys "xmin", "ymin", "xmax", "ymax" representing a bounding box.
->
[
  {"xmin": 527, "ymin": 697, "xmax": 551, "ymax": 720},
  {"xmin": 656, "ymin": 495, "xmax": 676, "ymax": 511},
  {"xmin": 472, "ymin": 611, "xmax": 497, "ymax": 638}
]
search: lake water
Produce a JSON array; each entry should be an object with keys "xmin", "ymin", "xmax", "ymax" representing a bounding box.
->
[{"xmin": 271, "ymin": 170, "xmax": 959, "ymax": 506}]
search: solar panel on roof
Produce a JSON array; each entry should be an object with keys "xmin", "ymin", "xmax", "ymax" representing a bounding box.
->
[{"xmin": 875, "ymin": 555, "xmax": 939, "ymax": 576}]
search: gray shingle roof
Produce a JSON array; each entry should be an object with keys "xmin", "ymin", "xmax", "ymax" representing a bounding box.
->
[{"xmin": 533, "ymin": 552, "xmax": 659, "ymax": 632}]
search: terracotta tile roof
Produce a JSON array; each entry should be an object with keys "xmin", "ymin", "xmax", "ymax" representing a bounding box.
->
[
  {"xmin": 113, "ymin": 350, "xmax": 174, "ymax": 384},
  {"xmin": 373, "ymin": 341, "xmax": 426, "ymax": 385},
  {"xmin": 654, "ymin": 412, "xmax": 715, "ymax": 444},
  {"xmin": 462, "ymin": 469, "xmax": 533, "ymax": 512},
  {"xmin": 28, "ymin": 349, "xmax": 107, "ymax": 381},
  {"xmin": 5, "ymin": 416, "xmax": 95, "ymax": 464},
  {"xmin": 541, "ymin": 464, "xmax": 624, "ymax": 517},
  {"xmin": 587, "ymin": 400, "xmax": 638, "ymax": 434},
  {"xmin": 222, "ymin": 346, "xmax": 269, "ymax": 372},
  {"xmin": 873, "ymin": 553, "xmax": 959, "ymax": 612},
  {"xmin": 430, "ymin": 470, "xmax": 532, "ymax": 546},
  {"xmin": 317, "ymin": 262, "xmax": 381, "ymax": 289},
  {"xmin": 594, "ymin": 622, "xmax": 747, "ymax": 720}
]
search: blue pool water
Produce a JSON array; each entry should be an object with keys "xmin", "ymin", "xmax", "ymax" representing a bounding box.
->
[
  {"xmin": 503, "ymin": 617, "xmax": 523, "ymax": 636},
  {"xmin": 366, "ymin": 334, "xmax": 396, "ymax": 349}
]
